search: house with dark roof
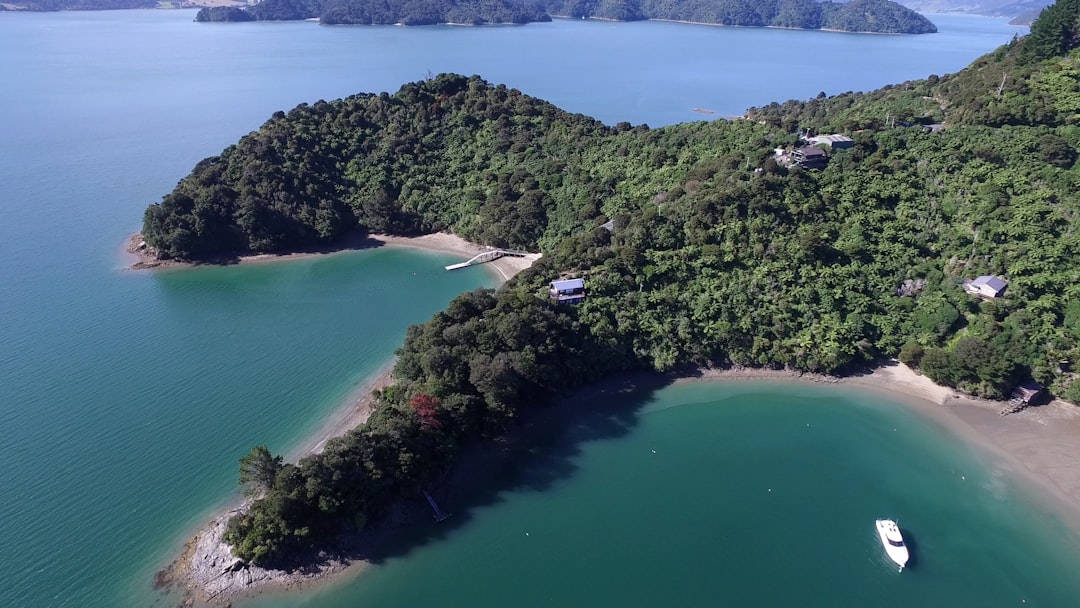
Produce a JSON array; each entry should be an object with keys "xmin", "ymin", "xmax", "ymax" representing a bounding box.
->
[
  {"xmin": 1011, "ymin": 380, "xmax": 1046, "ymax": 405},
  {"xmin": 963, "ymin": 275, "xmax": 1007, "ymax": 299},
  {"xmin": 793, "ymin": 146, "xmax": 828, "ymax": 170},
  {"xmin": 549, "ymin": 278, "xmax": 586, "ymax": 305}
]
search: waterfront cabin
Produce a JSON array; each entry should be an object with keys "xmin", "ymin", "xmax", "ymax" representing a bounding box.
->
[
  {"xmin": 550, "ymin": 278, "xmax": 586, "ymax": 305},
  {"xmin": 793, "ymin": 146, "xmax": 828, "ymax": 170},
  {"xmin": 963, "ymin": 275, "xmax": 1007, "ymax": 299},
  {"xmin": 1011, "ymin": 380, "xmax": 1046, "ymax": 406}
]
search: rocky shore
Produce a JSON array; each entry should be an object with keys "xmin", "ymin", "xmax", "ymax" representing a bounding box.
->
[{"xmin": 155, "ymin": 504, "xmax": 348, "ymax": 607}]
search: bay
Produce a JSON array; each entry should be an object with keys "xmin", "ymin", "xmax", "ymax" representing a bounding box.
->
[
  {"xmin": 248, "ymin": 382, "xmax": 1080, "ymax": 608},
  {"xmin": 0, "ymin": 9, "xmax": 1061, "ymax": 608}
]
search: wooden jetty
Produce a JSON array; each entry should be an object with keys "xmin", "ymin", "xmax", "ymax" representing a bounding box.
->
[
  {"xmin": 445, "ymin": 248, "xmax": 529, "ymax": 271},
  {"xmin": 422, "ymin": 490, "xmax": 451, "ymax": 522}
]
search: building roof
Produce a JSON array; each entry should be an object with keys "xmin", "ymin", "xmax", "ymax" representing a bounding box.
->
[
  {"xmin": 808, "ymin": 134, "xmax": 854, "ymax": 146},
  {"xmin": 796, "ymin": 146, "xmax": 827, "ymax": 158},
  {"xmin": 551, "ymin": 278, "xmax": 584, "ymax": 291},
  {"xmin": 971, "ymin": 275, "xmax": 1007, "ymax": 292},
  {"xmin": 1012, "ymin": 380, "xmax": 1045, "ymax": 402}
]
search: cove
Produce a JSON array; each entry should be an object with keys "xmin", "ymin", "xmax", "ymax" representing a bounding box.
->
[{"xmin": 244, "ymin": 381, "xmax": 1080, "ymax": 608}]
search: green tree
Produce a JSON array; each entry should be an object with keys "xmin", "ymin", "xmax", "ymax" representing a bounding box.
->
[
  {"xmin": 238, "ymin": 446, "xmax": 284, "ymax": 497},
  {"xmin": 898, "ymin": 341, "xmax": 924, "ymax": 367}
]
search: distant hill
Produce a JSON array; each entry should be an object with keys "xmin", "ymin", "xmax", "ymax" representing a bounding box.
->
[
  {"xmin": 1009, "ymin": 6, "xmax": 1045, "ymax": 24},
  {"xmin": 0, "ymin": 0, "xmax": 252, "ymax": 10},
  {"xmin": 547, "ymin": 0, "xmax": 938, "ymax": 33},
  {"xmin": 0, "ymin": 0, "xmax": 155, "ymax": 9},
  {"xmin": 198, "ymin": 0, "xmax": 937, "ymax": 34},
  {"xmin": 895, "ymin": 0, "xmax": 1051, "ymax": 18}
]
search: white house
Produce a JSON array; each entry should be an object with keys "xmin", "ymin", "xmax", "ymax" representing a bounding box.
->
[
  {"xmin": 963, "ymin": 275, "xmax": 1007, "ymax": 299},
  {"xmin": 549, "ymin": 278, "xmax": 586, "ymax": 304}
]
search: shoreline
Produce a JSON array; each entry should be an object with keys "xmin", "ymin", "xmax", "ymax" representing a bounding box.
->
[
  {"xmin": 163, "ymin": 359, "xmax": 1080, "ymax": 606},
  {"xmin": 149, "ymin": 230, "xmax": 541, "ymax": 606},
  {"xmin": 124, "ymin": 231, "xmax": 541, "ymax": 282},
  {"xmin": 676, "ymin": 363, "xmax": 1080, "ymax": 526},
  {"xmin": 552, "ymin": 15, "xmax": 923, "ymax": 35}
]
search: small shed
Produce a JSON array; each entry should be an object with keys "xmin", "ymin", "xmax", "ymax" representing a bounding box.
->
[
  {"xmin": 1011, "ymin": 380, "xmax": 1046, "ymax": 405},
  {"xmin": 963, "ymin": 275, "xmax": 1007, "ymax": 299},
  {"xmin": 550, "ymin": 278, "xmax": 586, "ymax": 305}
]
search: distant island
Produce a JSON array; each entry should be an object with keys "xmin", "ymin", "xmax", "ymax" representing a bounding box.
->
[
  {"xmin": 0, "ymin": 0, "xmax": 157, "ymax": 9},
  {"xmin": 0, "ymin": 0, "xmax": 257, "ymax": 10},
  {"xmin": 194, "ymin": 0, "xmax": 938, "ymax": 34},
  {"xmin": 896, "ymin": 0, "xmax": 1051, "ymax": 20}
]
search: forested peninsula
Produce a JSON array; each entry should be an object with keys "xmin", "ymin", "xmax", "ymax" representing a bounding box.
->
[
  {"xmin": 144, "ymin": 0, "xmax": 1080, "ymax": 568},
  {"xmin": 195, "ymin": 0, "xmax": 937, "ymax": 34}
]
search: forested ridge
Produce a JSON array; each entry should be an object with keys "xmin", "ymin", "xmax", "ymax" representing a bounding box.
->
[
  {"xmin": 195, "ymin": 0, "xmax": 936, "ymax": 34},
  {"xmin": 144, "ymin": 3, "xmax": 1080, "ymax": 565},
  {"xmin": 0, "ymin": 0, "xmax": 155, "ymax": 10}
]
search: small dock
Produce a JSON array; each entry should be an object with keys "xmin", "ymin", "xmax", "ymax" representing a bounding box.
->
[
  {"xmin": 445, "ymin": 248, "xmax": 529, "ymax": 271},
  {"xmin": 423, "ymin": 490, "xmax": 451, "ymax": 522}
]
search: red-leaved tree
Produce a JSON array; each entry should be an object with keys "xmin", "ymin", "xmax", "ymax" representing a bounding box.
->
[{"xmin": 409, "ymin": 393, "xmax": 442, "ymax": 428}]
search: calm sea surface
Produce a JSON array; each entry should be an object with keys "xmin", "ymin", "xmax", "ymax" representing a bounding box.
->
[{"xmin": 2, "ymin": 9, "xmax": 1074, "ymax": 608}]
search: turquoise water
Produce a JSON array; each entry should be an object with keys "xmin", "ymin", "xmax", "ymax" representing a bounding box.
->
[
  {"xmin": 248, "ymin": 383, "xmax": 1080, "ymax": 608},
  {"xmin": 1, "ymin": 9, "xmax": 1068, "ymax": 608}
]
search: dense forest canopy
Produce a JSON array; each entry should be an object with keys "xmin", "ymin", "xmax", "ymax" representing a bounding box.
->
[
  {"xmin": 196, "ymin": 0, "xmax": 936, "ymax": 33},
  {"xmin": 145, "ymin": 3, "xmax": 1080, "ymax": 566},
  {"xmin": 197, "ymin": 0, "xmax": 551, "ymax": 24}
]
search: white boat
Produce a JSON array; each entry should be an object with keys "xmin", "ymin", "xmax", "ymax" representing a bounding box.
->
[{"xmin": 876, "ymin": 519, "xmax": 909, "ymax": 570}]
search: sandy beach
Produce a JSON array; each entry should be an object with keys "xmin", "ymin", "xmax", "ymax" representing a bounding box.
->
[
  {"xmin": 125, "ymin": 231, "xmax": 541, "ymax": 283},
  {"xmin": 678, "ymin": 363, "xmax": 1080, "ymax": 527}
]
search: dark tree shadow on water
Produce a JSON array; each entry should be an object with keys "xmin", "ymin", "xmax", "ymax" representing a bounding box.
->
[{"xmin": 329, "ymin": 372, "xmax": 675, "ymax": 568}]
